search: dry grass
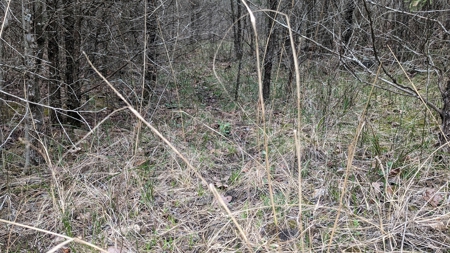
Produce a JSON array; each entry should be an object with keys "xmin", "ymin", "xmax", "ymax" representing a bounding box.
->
[
  {"xmin": 1, "ymin": 20, "xmax": 450, "ymax": 253},
  {"xmin": 2, "ymin": 73, "xmax": 450, "ymax": 252}
]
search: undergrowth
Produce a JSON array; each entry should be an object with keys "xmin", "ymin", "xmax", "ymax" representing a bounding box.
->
[{"xmin": 1, "ymin": 40, "xmax": 449, "ymax": 253}]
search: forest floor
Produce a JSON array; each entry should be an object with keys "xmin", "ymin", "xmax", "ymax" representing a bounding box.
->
[{"xmin": 1, "ymin": 52, "xmax": 450, "ymax": 252}]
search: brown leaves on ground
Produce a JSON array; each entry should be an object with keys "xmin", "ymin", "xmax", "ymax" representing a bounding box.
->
[
  {"xmin": 212, "ymin": 194, "xmax": 233, "ymax": 207},
  {"xmin": 423, "ymin": 188, "xmax": 444, "ymax": 207}
]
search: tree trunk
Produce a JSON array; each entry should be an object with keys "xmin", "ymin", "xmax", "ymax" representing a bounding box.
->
[
  {"xmin": 32, "ymin": 0, "xmax": 45, "ymax": 133},
  {"xmin": 19, "ymin": 0, "xmax": 46, "ymax": 167},
  {"xmin": 262, "ymin": 0, "xmax": 278, "ymax": 102},
  {"xmin": 440, "ymin": 79, "xmax": 450, "ymax": 152},
  {"xmin": 0, "ymin": 2, "xmax": 8, "ymax": 170},
  {"xmin": 190, "ymin": 0, "xmax": 201, "ymax": 43},
  {"xmin": 64, "ymin": 0, "xmax": 82, "ymax": 127},
  {"xmin": 285, "ymin": 0, "xmax": 298, "ymax": 95},
  {"xmin": 144, "ymin": 0, "xmax": 158, "ymax": 103},
  {"xmin": 0, "ymin": 3, "xmax": 8, "ymax": 123},
  {"xmin": 231, "ymin": 0, "xmax": 243, "ymax": 101},
  {"xmin": 341, "ymin": 0, "xmax": 355, "ymax": 54},
  {"xmin": 47, "ymin": 0, "xmax": 61, "ymax": 125}
]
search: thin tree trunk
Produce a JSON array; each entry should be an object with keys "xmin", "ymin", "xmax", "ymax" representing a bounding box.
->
[
  {"xmin": 64, "ymin": 0, "xmax": 82, "ymax": 126},
  {"xmin": 285, "ymin": 0, "xmax": 297, "ymax": 95},
  {"xmin": 440, "ymin": 79, "xmax": 450, "ymax": 153},
  {"xmin": 32, "ymin": 0, "xmax": 45, "ymax": 131},
  {"xmin": 22, "ymin": 3, "xmax": 33, "ymax": 170},
  {"xmin": 341, "ymin": 0, "xmax": 355, "ymax": 54},
  {"xmin": 47, "ymin": 0, "xmax": 61, "ymax": 125},
  {"xmin": 190, "ymin": 0, "xmax": 200, "ymax": 44},
  {"xmin": 0, "ymin": 9, "xmax": 4, "ymax": 172},
  {"xmin": 144, "ymin": 0, "xmax": 158, "ymax": 103},
  {"xmin": 0, "ymin": 2, "xmax": 7, "ymax": 122},
  {"xmin": 262, "ymin": 0, "xmax": 278, "ymax": 102},
  {"xmin": 231, "ymin": 0, "xmax": 243, "ymax": 101}
]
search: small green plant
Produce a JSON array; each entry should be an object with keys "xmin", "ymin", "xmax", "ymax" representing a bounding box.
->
[
  {"xmin": 62, "ymin": 214, "xmax": 73, "ymax": 237},
  {"xmin": 229, "ymin": 170, "xmax": 241, "ymax": 184},
  {"xmin": 352, "ymin": 220, "xmax": 362, "ymax": 236},
  {"xmin": 162, "ymin": 237, "xmax": 174, "ymax": 251},
  {"xmin": 329, "ymin": 186, "xmax": 340, "ymax": 202},
  {"xmin": 241, "ymin": 203, "xmax": 249, "ymax": 219},
  {"xmin": 301, "ymin": 160, "xmax": 310, "ymax": 177},
  {"xmin": 261, "ymin": 194, "xmax": 271, "ymax": 206},
  {"xmin": 92, "ymin": 212, "xmax": 104, "ymax": 237},
  {"xmin": 188, "ymin": 234, "xmax": 196, "ymax": 248},
  {"xmin": 144, "ymin": 231, "xmax": 158, "ymax": 250},
  {"xmin": 351, "ymin": 189, "xmax": 359, "ymax": 205},
  {"xmin": 219, "ymin": 122, "xmax": 231, "ymax": 135},
  {"xmin": 371, "ymin": 133, "xmax": 383, "ymax": 156},
  {"xmin": 145, "ymin": 240, "xmax": 156, "ymax": 250},
  {"xmin": 141, "ymin": 180, "xmax": 155, "ymax": 204},
  {"xmin": 227, "ymin": 145, "xmax": 237, "ymax": 155},
  {"xmin": 197, "ymin": 184, "xmax": 205, "ymax": 196}
]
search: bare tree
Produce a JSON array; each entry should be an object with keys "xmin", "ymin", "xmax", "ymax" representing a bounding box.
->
[
  {"xmin": 341, "ymin": 0, "xmax": 355, "ymax": 54},
  {"xmin": 144, "ymin": 0, "xmax": 158, "ymax": 103},
  {"xmin": 21, "ymin": 0, "xmax": 45, "ymax": 168},
  {"xmin": 63, "ymin": 0, "xmax": 82, "ymax": 126},
  {"xmin": 262, "ymin": 0, "xmax": 278, "ymax": 102},
  {"xmin": 359, "ymin": 1, "xmax": 450, "ymax": 149},
  {"xmin": 231, "ymin": 0, "xmax": 244, "ymax": 101},
  {"xmin": 46, "ymin": 0, "xmax": 61, "ymax": 125},
  {"xmin": 0, "ymin": 0, "xmax": 10, "ymax": 122}
]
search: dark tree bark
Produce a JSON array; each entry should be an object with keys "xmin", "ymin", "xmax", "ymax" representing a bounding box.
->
[
  {"xmin": 64, "ymin": 0, "xmax": 82, "ymax": 127},
  {"xmin": 303, "ymin": 0, "xmax": 315, "ymax": 52},
  {"xmin": 190, "ymin": 0, "xmax": 201, "ymax": 43},
  {"xmin": 285, "ymin": 0, "xmax": 298, "ymax": 94},
  {"xmin": 262, "ymin": 0, "xmax": 278, "ymax": 102},
  {"xmin": 392, "ymin": 1, "xmax": 411, "ymax": 61},
  {"xmin": 26, "ymin": 0, "xmax": 46, "ymax": 165},
  {"xmin": 440, "ymin": 79, "xmax": 450, "ymax": 152},
  {"xmin": 32, "ymin": 1, "xmax": 45, "ymax": 131},
  {"xmin": 231, "ymin": 0, "xmax": 243, "ymax": 101},
  {"xmin": 47, "ymin": 0, "xmax": 61, "ymax": 125},
  {"xmin": 22, "ymin": 0, "xmax": 45, "ymax": 167},
  {"xmin": 341, "ymin": 0, "xmax": 355, "ymax": 54},
  {"xmin": 0, "ymin": 6, "xmax": 9, "ymax": 122},
  {"xmin": 144, "ymin": 0, "xmax": 158, "ymax": 103}
]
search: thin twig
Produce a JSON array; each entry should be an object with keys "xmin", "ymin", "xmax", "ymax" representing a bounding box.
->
[{"xmin": 0, "ymin": 219, "xmax": 108, "ymax": 253}]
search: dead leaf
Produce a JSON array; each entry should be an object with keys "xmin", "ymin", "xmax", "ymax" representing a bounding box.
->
[
  {"xmin": 388, "ymin": 168, "xmax": 401, "ymax": 178},
  {"xmin": 61, "ymin": 248, "xmax": 70, "ymax": 253},
  {"xmin": 385, "ymin": 185, "xmax": 394, "ymax": 196},
  {"xmin": 122, "ymin": 224, "xmax": 141, "ymax": 234},
  {"xmin": 273, "ymin": 175, "xmax": 284, "ymax": 182},
  {"xmin": 423, "ymin": 188, "xmax": 443, "ymax": 207},
  {"xmin": 427, "ymin": 221, "xmax": 446, "ymax": 231},
  {"xmin": 222, "ymin": 195, "xmax": 232, "ymax": 204},
  {"xmin": 68, "ymin": 147, "xmax": 81, "ymax": 154},
  {"xmin": 133, "ymin": 158, "xmax": 147, "ymax": 167},
  {"xmin": 215, "ymin": 182, "xmax": 228, "ymax": 189},
  {"xmin": 371, "ymin": 159, "xmax": 377, "ymax": 170},
  {"xmin": 212, "ymin": 195, "xmax": 232, "ymax": 206},
  {"xmin": 107, "ymin": 246, "xmax": 123, "ymax": 253},
  {"xmin": 336, "ymin": 167, "xmax": 345, "ymax": 173},
  {"xmin": 213, "ymin": 176, "xmax": 229, "ymax": 189},
  {"xmin": 312, "ymin": 188, "xmax": 326, "ymax": 199},
  {"xmin": 371, "ymin": 182, "xmax": 383, "ymax": 194}
]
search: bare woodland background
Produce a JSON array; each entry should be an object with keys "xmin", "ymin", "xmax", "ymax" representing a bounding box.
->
[{"xmin": 1, "ymin": 0, "xmax": 450, "ymax": 252}]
